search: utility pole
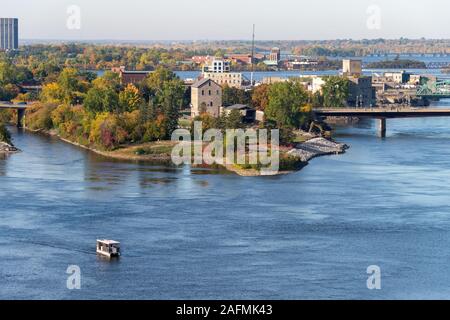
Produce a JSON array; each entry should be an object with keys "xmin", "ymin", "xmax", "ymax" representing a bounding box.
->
[{"xmin": 251, "ymin": 24, "xmax": 255, "ymax": 87}]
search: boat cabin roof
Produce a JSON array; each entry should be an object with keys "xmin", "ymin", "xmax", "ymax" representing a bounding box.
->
[{"xmin": 97, "ymin": 239, "xmax": 120, "ymax": 245}]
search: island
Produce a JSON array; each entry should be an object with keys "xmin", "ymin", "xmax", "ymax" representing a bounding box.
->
[{"xmin": 366, "ymin": 59, "xmax": 427, "ymax": 69}]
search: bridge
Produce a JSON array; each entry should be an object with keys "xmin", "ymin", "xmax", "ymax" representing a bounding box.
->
[
  {"xmin": 417, "ymin": 80, "xmax": 450, "ymax": 99},
  {"xmin": 314, "ymin": 107, "xmax": 450, "ymax": 138},
  {"xmin": 0, "ymin": 102, "xmax": 29, "ymax": 128},
  {"xmin": 426, "ymin": 62, "xmax": 450, "ymax": 69}
]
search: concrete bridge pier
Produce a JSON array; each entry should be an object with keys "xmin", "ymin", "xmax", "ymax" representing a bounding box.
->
[
  {"xmin": 377, "ymin": 118, "xmax": 386, "ymax": 138},
  {"xmin": 17, "ymin": 108, "xmax": 25, "ymax": 128}
]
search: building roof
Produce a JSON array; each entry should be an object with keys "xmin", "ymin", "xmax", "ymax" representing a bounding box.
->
[
  {"xmin": 223, "ymin": 104, "xmax": 252, "ymax": 110},
  {"xmin": 191, "ymin": 78, "xmax": 219, "ymax": 88}
]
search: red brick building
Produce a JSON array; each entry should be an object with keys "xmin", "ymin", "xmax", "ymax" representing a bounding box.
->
[
  {"xmin": 112, "ymin": 66, "xmax": 152, "ymax": 85},
  {"xmin": 191, "ymin": 56, "xmax": 213, "ymax": 65}
]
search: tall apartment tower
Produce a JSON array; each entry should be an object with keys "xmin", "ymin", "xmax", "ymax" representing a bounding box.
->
[{"xmin": 0, "ymin": 18, "xmax": 19, "ymax": 50}]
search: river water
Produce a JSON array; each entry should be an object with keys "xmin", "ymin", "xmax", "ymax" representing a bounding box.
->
[{"xmin": 1, "ymin": 100, "xmax": 450, "ymax": 300}]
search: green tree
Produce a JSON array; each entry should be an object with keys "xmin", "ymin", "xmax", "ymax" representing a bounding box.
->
[
  {"xmin": 0, "ymin": 84, "xmax": 20, "ymax": 101},
  {"xmin": 225, "ymin": 109, "xmax": 244, "ymax": 129},
  {"xmin": 119, "ymin": 84, "xmax": 142, "ymax": 112},
  {"xmin": 140, "ymin": 66, "xmax": 178, "ymax": 102},
  {"xmin": 84, "ymin": 86, "xmax": 119, "ymax": 114},
  {"xmin": 311, "ymin": 91, "xmax": 324, "ymax": 108},
  {"xmin": 160, "ymin": 79, "xmax": 185, "ymax": 138},
  {"xmin": 139, "ymin": 67, "xmax": 186, "ymax": 138},
  {"xmin": 265, "ymin": 81, "xmax": 309, "ymax": 128},
  {"xmin": 0, "ymin": 56, "xmax": 33, "ymax": 101},
  {"xmin": 57, "ymin": 68, "xmax": 85, "ymax": 105},
  {"xmin": 84, "ymin": 72, "xmax": 121, "ymax": 113},
  {"xmin": 322, "ymin": 76, "xmax": 349, "ymax": 108},
  {"xmin": 222, "ymin": 86, "xmax": 251, "ymax": 107}
]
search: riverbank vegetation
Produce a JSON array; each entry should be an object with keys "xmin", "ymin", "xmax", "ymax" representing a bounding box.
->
[
  {"xmin": 0, "ymin": 123, "xmax": 12, "ymax": 145},
  {"xmin": 25, "ymin": 67, "xmax": 187, "ymax": 151},
  {"xmin": 366, "ymin": 58, "xmax": 427, "ymax": 69}
]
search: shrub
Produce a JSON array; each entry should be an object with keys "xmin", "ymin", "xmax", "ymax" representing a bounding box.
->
[
  {"xmin": 116, "ymin": 110, "xmax": 140, "ymax": 142},
  {"xmin": 89, "ymin": 112, "xmax": 130, "ymax": 150},
  {"xmin": 0, "ymin": 123, "xmax": 12, "ymax": 145},
  {"xmin": 25, "ymin": 103, "xmax": 57, "ymax": 131},
  {"xmin": 51, "ymin": 105, "xmax": 91, "ymax": 142},
  {"xmin": 279, "ymin": 154, "xmax": 305, "ymax": 171},
  {"xmin": 0, "ymin": 109, "xmax": 15, "ymax": 124}
]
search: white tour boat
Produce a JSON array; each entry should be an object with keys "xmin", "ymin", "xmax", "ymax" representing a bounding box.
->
[{"xmin": 96, "ymin": 240, "xmax": 121, "ymax": 258}]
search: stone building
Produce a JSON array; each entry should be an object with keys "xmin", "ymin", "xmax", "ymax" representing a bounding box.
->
[{"xmin": 190, "ymin": 78, "xmax": 222, "ymax": 118}]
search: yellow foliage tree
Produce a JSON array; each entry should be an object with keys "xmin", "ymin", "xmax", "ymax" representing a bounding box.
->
[
  {"xmin": 40, "ymin": 82, "xmax": 64, "ymax": 104},
  {"xmin": 119, "ymin": 84, "xmax": 142, "ymax": 112}
]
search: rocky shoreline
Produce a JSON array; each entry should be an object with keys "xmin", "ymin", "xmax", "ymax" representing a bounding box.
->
[
  {"xmin": 0, "ymin": 141, "xmax": 20, "ymax": 154},
  {"xmin": 287, "ymin": 137, "xmax": 349, "ymax": 162}
]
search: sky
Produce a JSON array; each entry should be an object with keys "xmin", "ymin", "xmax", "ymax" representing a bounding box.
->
[{"xmin": 2, "ymin": 0, "xmax": 450, "ymax": 40}]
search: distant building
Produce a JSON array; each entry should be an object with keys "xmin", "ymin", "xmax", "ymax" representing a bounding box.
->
[
  {"xmin": 191, "ymin": 78, "xmax": 222, "ymax": 118},
  {"xmin": 263, "ymin": 47, "xmax": 281, "ymax": 68},
  {"xmin": 192, "ymin": 55, "xmax": 214, "ymax": 65},
  {"xmin": 227, "ymin": 54, "xmax": 253, "ymax": 65},
  {"xmin": 201, "ymin": 58, "xmax": 245, "ymax": 88},
  {"xmin": 269, "ymin": 47, "xmax": 281, "ymax": 63},
  {"xmin": 226, "ymin": 53, "xmax": 264, "ymax": 66},
  {"xmin": 112, "ymin": 66, "xmax": 152, "ymax": 85},
  {"xmin": 255, "ymin": 110, "xmax": 265, "ymax": 122},
  {"xmin": 263, "ymin": 60, "xmax": 280, "ymax": 68},
  {"xmin": 409, "ymin": 74, "xmax": 422, "ymax": 85},
  {"xmin": 383, "ymin": 71, "xmax": 410, "ymax": 84},
  {"xmin": 342, "ymin": 59, "xmax": 362, "ymax": 77},
  {"xmin": 312, "ymin": 77, "xmax": 326, "ymax": 93},
  {"xmin": 262, "ymin": 76, "xmax": 289, "ymax": 85},
  {"xmin": 202, "ymin": 59, "xmax": 231, "ymax": 73},
  {"xmin": 287, "ymin": 58, "xmax": 319, "ymax": 70},
  {"xmin": 348, "ymin": 76, "xmax": 375, "ymax": 107},
  {"xmin": 220, "ymin": 104, "xmax": 256, "ymax": 123},
  {"xmin": 0, "ymin": 18, "xmax": 18, "ymax": 50},
  {"xmin": 202, "ymin": 71, "xmax": 244, "ymax": 88}
]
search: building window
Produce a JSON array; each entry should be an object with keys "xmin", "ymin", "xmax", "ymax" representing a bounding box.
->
[
  {"xmin": 209, "ymin": 90, "xmax": 211, "ymax": 96},
  {"xmin": 202, "ymin": 90, "xmax": 204, "ymax": 96}
]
